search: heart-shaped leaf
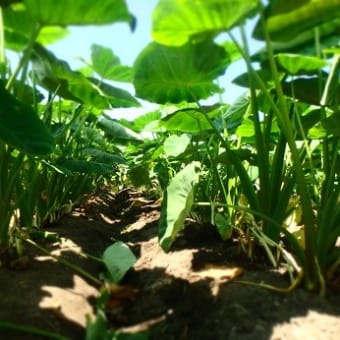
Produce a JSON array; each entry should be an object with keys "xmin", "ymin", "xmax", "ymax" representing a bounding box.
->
[{"xmin": 133, "ymin": 40, "xmax": 230, "ymax": 104}]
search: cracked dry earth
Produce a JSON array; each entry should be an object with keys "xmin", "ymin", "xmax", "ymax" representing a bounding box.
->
[{"xmin": 0, "ymin": 188, "xmax": 339, "ymax": 339}]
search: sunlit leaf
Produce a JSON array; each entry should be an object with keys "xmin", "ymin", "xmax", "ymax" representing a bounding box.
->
[
  {"xmin": 91, "ymin": 44, "xmax": 132, "ymax": 82},
  {"xmin": 0, "ymin": 86, "xmax": 55, "ymax": 155},
  {"xmin": 236, "ymin": 118, "xmax": 255, "ymax": 137},
  {"xmin": 3, "ymin": 4, "xmax": 69, "ymax": 49},
  {"xmin": 276, "ymin": 54, "xmax": 328, "ymax": 75},
  {"xmin": 152, "ymin": 0, "xmax": 259, "ymax": 46},
  {"xmin": 159, "ymin": 161, "xmax": 201, "ymax": 252},
  {"xmin": 253, "ymin": 0, "xmax": 340, "ymax": 42},
  {"xmin": 102, "ymin": 241, "xmax": 136, "ymax": 283},
  {"xmin": 23, "ymin": 0, "xmax": 135, "ymax": 27},
  {"xmin": 164, "ymin": 134, "xmax": 191, "ymax": 157},
  {"xmin": 133, "ymin": 40, "xmax": 230, "ymax": 104}
]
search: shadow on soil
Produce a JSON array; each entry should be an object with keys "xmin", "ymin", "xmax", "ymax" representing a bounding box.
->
[{"xmin": 0, "ymin": 188, "xmax": 339, "ymax": 340}]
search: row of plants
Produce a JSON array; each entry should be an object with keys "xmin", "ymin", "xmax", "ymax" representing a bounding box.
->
[
  {"xmin": 0, "ymin": 0, "xmax": 339, "ymax": 337},
  {"xmin": 96, "ymin": 0, "xmax": 339, "ymax": 296}
]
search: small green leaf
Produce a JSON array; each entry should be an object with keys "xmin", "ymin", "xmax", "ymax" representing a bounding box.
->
[
  {"xmin": 164, "ymin": 134, "xmax": 191, "ymax": 157},
  {"xmin": 236, "ymin": 118, "xmax": 255, "ymax": 137},
  {"xmin": 102, "ymin": 241, "xmax": 136, "ymax": 283},
  {"xmin": 276, "ymin": 54, "xmax": 328, "ymax": 75},
  {"xmin": 91, "ymin": 44, "xmax": 132, "ymax": 82},
  {"xmin": 133, "ymin": 40, "xmax": 230, "ymax": 104},
  {"xmin": 159, "ymin": 161, "xmax": 201, "ymax": 252},
  {"xmin": 85, "ymin": 310, "xmax": 109, "ymax": 340},
  {"xmin": 0, "ymin": 86, "xmax": 55, "ymax": 155},
  {"xmin": 214, "ymin": 213, "xmax": 232, "ymax": 240}
]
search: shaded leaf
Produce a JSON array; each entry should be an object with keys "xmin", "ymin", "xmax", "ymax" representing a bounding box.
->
[
  {"xmin": 128, "ymin": 164, "xmax": 151, "ymax": 188},
  {"xmin": 232, "ymin": 68, "xmax": 284, "ymax": 89},
  {"xmin": 322, "ymin": 112, "xmax": 340, "ymax": 137},
  {"xmin": 253, "ymin": 0, "xmax": 340, "ymax": 42},
  {"xmin": 57, "ymin": 159, "xmax": 113, "ymax": 175},
  {"xmin": 133, "ymin": 40, "xmax": 230, "ymax": 104},
  {"xmin": 31, "ymin": 45, "xmax": 110, "ymax": 108},
  {"xmin": 98, "ymin": 116, "xmax": 143, "ymax": 142},
  {"xmin": 82, "ymin": 148, "xmax": 127, "ymax": 165},
  {"xmin": 281, "ymin": 77, "xmax": 327, "ymax": 105},
  {"xmin": 159, "ymin": 161, "xmax": 201, "ymax": 252},
  {"xmin": 0, "ymin": 86, "xmax": 55, "ymax": 155},
  {"xmin": 152, "ymin": 0, "xmax": 259, "ymax": 46},
  {"xmin": 88, "ymin": 78, "xmax": 140, "ymax": 108}
]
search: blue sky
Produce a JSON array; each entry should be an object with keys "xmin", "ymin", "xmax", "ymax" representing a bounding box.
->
[{"xmin": 44, "ymin": 1, "xmax": 264, "ymax": 116}]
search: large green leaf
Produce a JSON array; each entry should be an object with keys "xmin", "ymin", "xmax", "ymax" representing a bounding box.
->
[
  {"xmin": 152, "ymin": 0, "xmax": 259, "ymax": 46},
  {"xmin": 0, "ymin": 86, "xmax": 55, "ymax": 155},
  {"xmin": 4, "ymin": 4, "xmax": 69, "ymax": 50},
  {"xmin": 102, "ymin": 241, "xmax": 136, "ymax": 283},
  {"xmin": 91, "ymin": 44, "xmax": 132, "ymax": 82},
  {"xmin": 23, "ymin": 0, "xmax": 135, "ymax": 27},
  {"xmin": 158, "ymin": 161, "xmax": 201, "ymax": 252},
  {"xmin": 133, "ymin": 40, "xmax": 230, "ymax": 104},
  {"xmin": 31, "ymin": 45, "xmax": 110, "ymax": 108},
  {"xmin": 253, "ymin": 0, "xmax": 340, "ymax": 42}
]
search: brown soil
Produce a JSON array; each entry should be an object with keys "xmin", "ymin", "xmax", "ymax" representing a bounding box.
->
[{"xmin": 0, "ymin": 188, "xmax": 339, "ymax": 339}]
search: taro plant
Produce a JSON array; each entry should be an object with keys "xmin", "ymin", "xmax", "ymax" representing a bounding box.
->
[
  {"xmin": 0, "ymin": 0, "xmax": 139, "ymax": 259},
  {"xmin": 132, "ymin": 0, "xmax": 340, "ymax": 295}
]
